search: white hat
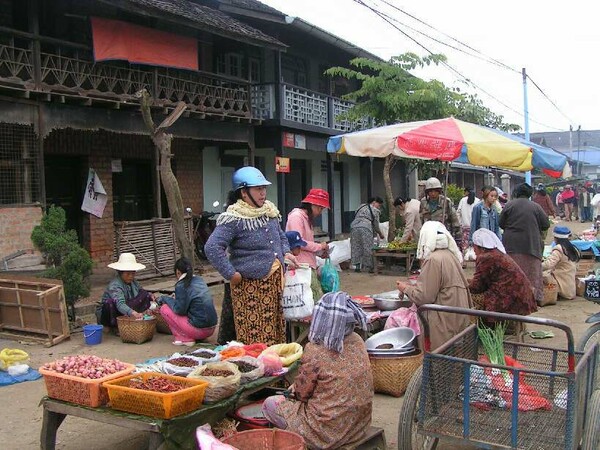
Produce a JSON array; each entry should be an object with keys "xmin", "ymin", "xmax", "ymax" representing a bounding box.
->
[{"xmin": 107, "ymin": 253, "xmax": 146, "ymax": 271}]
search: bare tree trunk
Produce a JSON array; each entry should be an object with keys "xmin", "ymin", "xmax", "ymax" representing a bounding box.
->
[
  {"xmin": 137, "ymin": 90, "xmax": 194, "ymax": 265},
  {"xmin": 383, "ymin": 154, "xmax": 396, "ymax": 242}
]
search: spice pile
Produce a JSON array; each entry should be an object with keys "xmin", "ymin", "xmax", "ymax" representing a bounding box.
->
[{"xmin": 128, "ymin": 376, "xmax": 187, "ymax": 393}]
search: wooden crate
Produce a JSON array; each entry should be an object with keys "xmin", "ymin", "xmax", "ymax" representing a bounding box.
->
[{"xmin": 0, "ymin": 274, "xmax": 70, "ymax": 347}]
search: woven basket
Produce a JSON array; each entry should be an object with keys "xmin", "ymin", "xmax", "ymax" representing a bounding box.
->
[
  {"xmin": 153, "ymin": 312, "xmax": 172, "ymax": 334},
  {"xmin": 117, "ymin": 316, "xmax": 157, "ymax": 344},
  {"xmin": 540, "ymin": 283, "xmax": 558, "ymax": 307},
  {"xmin": 369, "ymin": 350, "xmax": 423, "ymax": 397}
]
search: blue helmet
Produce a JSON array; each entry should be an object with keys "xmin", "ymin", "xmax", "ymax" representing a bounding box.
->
[{"xmin": 232, "ymin": 166, "xmax": 272, "ymax": 190}]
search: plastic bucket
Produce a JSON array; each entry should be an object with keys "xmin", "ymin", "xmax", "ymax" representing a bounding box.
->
[
  {"xmin": 83, "ymin": 324, "xmax": 103, "ymax": 345},
  {"xmin": 221, "ymin": 429, "xmax": 305, "ymax": 450}
]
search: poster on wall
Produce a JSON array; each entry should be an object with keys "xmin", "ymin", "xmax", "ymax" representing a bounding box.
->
[
  {"xmin": 81, "ymin": 168, "xmax": 108, "ymax": 218},
  {"xmin": 275, "ymin": 157, "xmax": 291, "ymax": 173}
]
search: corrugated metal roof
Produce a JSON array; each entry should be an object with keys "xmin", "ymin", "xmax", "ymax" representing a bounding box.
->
[{"xmin": 101, "ymin": 0, "xmax": 286, "ymax": 48}]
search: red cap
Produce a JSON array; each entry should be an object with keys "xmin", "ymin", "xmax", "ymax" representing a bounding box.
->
[{"xmin": 302, "ymin": 188, "xmax": 330, "ymax": 209}]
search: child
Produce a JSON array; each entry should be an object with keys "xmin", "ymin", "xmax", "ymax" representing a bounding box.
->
[{"xmin": 285, "ymin": 230, "xmax": 308, "ymax": 256}]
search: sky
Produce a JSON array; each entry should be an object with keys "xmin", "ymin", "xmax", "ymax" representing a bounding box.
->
[{"xmin": 259, "ymin": 0, "xmax": 600, "ymax": 134}]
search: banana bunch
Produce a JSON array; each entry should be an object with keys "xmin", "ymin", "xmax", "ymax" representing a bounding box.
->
[
  {"xmin": 387, "ymin": 240, "xmax": 418, "ymax": 251},
  {"xmin": 0, "ymin": 348, "xmax": 29, "ymax": 370},
  {"xmin": 261, "ymin": 343, "xmax": 303, "ymax": 366}
]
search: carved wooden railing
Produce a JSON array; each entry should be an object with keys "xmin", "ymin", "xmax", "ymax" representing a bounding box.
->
[
  {"xmin": 0, "ymin": 36, "xmax": 250, "ymax": 118},
  {"xmin": 250, "ymin": 82, "xmax": 373, "ymax": 132}
]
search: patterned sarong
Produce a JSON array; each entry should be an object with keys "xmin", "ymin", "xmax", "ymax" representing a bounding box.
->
[{"xmin": 230, "ymin": 266, "xmax": 285, "ymax": 345}]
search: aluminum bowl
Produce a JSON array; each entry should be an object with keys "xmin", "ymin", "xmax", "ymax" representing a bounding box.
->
[
  {"xmin": 365, "ymin": 327, "xmax": 416, "ymax": 351},
  {"xmin": 373, "ymin": 297, "xmax": 413, "ymax": 311}
]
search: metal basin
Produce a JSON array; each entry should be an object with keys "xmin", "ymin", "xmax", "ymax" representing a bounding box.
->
[
  {"xmin": 373, "ymin": 297, "xmax": 413, "ymax": 311},
  {"xmin": 365, "ymin": 327, "xmax": 416, "ymax": 351}
]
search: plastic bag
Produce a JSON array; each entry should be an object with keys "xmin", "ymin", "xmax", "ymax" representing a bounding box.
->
[
  {"xmin": 187, "ymin": 361, "xmax": 241, "ymax": 403},
  {"xmin": 464, "ymin": 246, "xmax": 477, "ymax": 262},
  {"xmin": 162, "ymin": 353, "xmax": 204, "ymax": 376},
  {"xmin": 0, "ymin": 348, "xmax": 29, "ymax": 371},
  {"xmin": 320, "ymin": 258, "xmax": 340, "ymax": 293},
  {"xmin": 327, "ymin": 239, "xmax": 351, "ymax": 266},
  {"xmin": 282, "ymin": 264, "xmax": 314, "ymax": 319},
  {"xmin": 227, "ymin": 356, "xmax": 265, "ymax": 384},
  {"xmin": 258, "ymin": 352, "xmax": 283, "ymax": 376},
  {"xmin": 196, "ymin": 424, "xmax": 237, "ymax": 450}
]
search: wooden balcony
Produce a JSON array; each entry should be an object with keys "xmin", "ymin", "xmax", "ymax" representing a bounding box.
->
[
  {"xmin": 251, "ymin": 82, "xmax": 373, "ymax": 134},
  {"xmin": 0, "ymin": 33, "xmax": 252, "ymax": 121}
]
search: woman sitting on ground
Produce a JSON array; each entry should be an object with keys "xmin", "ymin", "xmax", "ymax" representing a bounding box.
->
[
  {"xmin": 96, "ymin": 253, "xmax": 154, "ymax": 334},
  {"xmin": 262, "ymin": 292, "xmax": 373, "ymax": 450},
  {"xmin": 468, "ymin": 228, "xmax": 537, "ymax": 318},
  {"xmin": 396, "ymin": 221, "xmax": 472, "ymax": 350},
  {"xmin": 158, "ymin": 257, "xmax": 218, "ymax": 346},
  {"xmin": 542, "ymin": 226, "xmax": 580, "ymax": 300}
]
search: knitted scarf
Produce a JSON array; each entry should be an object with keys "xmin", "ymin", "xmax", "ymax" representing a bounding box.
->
[
  {"xmin": 308, "ymin": 291, "xmax": 367, "ymax": 353},
  {"xmin": 216, "ymin": 199, "xmax": 281, "ymax": 230}
]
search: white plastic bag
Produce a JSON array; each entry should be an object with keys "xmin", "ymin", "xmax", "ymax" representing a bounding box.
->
[
  {"xmin": 591, "ymin": 193, "xmax": 600, "ymax": 207},
  {"xmin": 282, "ymin": 264, "xmax": 314, "ymax": 319},
  {"xmin": 464, "ymin": 246, "xmax": 477, "ymax": 261}
]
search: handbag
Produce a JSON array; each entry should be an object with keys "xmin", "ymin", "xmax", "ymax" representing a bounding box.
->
[
  {"xmin": 320, "ymin": 258, "xmax": 340, "ymax": 293},
  {"xmin": 282, "ymin": 264, "xmax": 314, "ymax": 319}
]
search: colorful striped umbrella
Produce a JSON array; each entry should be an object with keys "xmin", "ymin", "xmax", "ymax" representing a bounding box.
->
[{"xmin": 327, "ymin": 117, "xmax": 570, "ymax": 177}]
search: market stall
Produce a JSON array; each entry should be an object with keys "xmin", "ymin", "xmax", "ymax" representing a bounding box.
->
[{"xmin": 38, "ymin": 346, "xmax": 300, "ymax": 450}]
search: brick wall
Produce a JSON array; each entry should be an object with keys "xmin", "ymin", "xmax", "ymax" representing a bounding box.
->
[
  {"xmin": 44, "ymin": 129, "xmax": 204, "ymax": 264},
  {"xmin": 0, "ymin": 206, "xmax": 43, "ymax": 258}
]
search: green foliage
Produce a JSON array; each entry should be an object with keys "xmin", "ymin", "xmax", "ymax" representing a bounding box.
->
[
  {"xmin": 31, "ymin": 206, "xmax": 93, "ymax": 305},
  {"xmin": 445, "ymin": 183, "xmax": 465, "ymax": 206}
]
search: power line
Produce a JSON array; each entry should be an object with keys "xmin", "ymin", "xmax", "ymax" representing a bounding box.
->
[
  {"xmin": 526, "ymin": 74, "xmax": 577, "ymax": 125},
  {"xmin": 374, "ymin": 0, "xmax": 520, "ymax": 74},
  {"xmin": 352, "ymin": 0, "xmax": 567, "ymax": 131}
]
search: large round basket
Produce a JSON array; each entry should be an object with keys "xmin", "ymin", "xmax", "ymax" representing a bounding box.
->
[
  {"xmin": 540, "ymin": 283, "xmax": 558, "ymax": 307},
  {"xmin": 116, "ymin": 316, "xmax": 157, "ymax": 344},
  {"xmin": 221, "ymin": 429, "xmax": 305, "ymax": 450},
  {"xmin": 154, "ymin": 312, "xmax": 172, "ymax": 334},
  {"xmin": 369, "ymin": 350, "xmax": 423, "ymax": 397}
]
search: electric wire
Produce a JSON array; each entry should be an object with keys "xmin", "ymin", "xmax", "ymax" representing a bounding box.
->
[
  {"xmin": 526, "ymin": 74, "xmax": 577, "ymax": 125},
  {"xmin": 352, "ymin": 0, "xmax": 567, "ymax": 131}
]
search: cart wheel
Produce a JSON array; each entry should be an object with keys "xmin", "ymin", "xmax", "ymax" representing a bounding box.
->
[
  {"xmin": 398, "ymin": 366, "xmax": 439, "ymax": 450},
  {"xmin": 577, "ymin": 323, "xmax": 600, "ymax": 389},
  {"xmin": 581, "ymin": 390, "xmax": 600, "ymax": 450}
]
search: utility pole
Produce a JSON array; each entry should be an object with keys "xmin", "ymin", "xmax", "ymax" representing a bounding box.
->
[
  {"xmin": 522, "ymin": 68, "xmax": 532, "ymax": 186},
  {"xmin": 577, "ymin": 125, "xmax": 582, "ymax": 175}
]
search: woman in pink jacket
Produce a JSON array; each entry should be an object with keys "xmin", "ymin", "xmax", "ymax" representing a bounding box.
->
[{"xmin": 286, "ymin": 188, "xmax": 330, "ymax": 300}]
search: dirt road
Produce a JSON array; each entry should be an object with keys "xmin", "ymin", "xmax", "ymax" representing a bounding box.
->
[{"xmin": 2, "ymin": 221, "xmax": 599, "ymax": 449}]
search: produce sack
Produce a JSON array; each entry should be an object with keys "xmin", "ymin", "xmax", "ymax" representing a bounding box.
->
[
  {"xmin": 282, "ymin": 264, "xmax": 314, "ymax": 319},
  {"xmin": 227, "ymin": 356, "xmax": 265, "ymax": 384},
  {"xmin": 320, "ymin": 258, "xmax": 340, "ymax": 293},
  {"xmin": 261, "ymin": 343, "xmax": 303, "ymax": 367},
  {"xmin": 162, "ymin": 354, "xmax": 204, "ymax": 376},
  {"xmin": 0, "ymin": 348, "xmax": 29, "ymax": 370},
  {"xmin": 187, "ymin": 361, "xmax": 241, "ymax": 403},
  {"xmin": 189, "ymin": 348, "xmax": 221, "ymax": 364}
]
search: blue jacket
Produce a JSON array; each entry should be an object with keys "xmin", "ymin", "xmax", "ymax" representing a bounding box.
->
[
  {"xmin": 470, "ymin": 202, "xmax": 501, "ymax": 242},
  {"xmin": 205, "ymin": 216, "xmax": 290, "ymax": 280},
  {"xmin": 162, "ymin": 276, "xmax": 217, "ymax": 329}
]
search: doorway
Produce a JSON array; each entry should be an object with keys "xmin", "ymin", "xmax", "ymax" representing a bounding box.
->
[
  {"xmin": 112, "ymin": 160, "xmax": 153, "ymax": 221},
  {"xmin": 44, "ymin": 155, "xmax": 85, "ymax": 242}
]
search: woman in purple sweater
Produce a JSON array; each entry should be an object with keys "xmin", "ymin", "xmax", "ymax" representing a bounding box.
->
[{"xmin": 205, "ymin": 167, "xmax": 298, "ymax": 345}]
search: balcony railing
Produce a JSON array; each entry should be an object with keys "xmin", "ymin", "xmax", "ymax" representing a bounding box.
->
[
  {"xmin": 251, "ymin": 82, "xmax": 373, "ymax": 133},
  {"xmin": 0, "ymin": 35, "xmax": 251, "ymax": 119}
]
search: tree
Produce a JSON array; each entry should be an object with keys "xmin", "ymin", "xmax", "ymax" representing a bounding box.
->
[
  {"xmin": 326, "ymin": 54, "xmax": 519, "ymax": 240},
  {"xmin": 31, "ymin": 205, "xmax": 93, "ymax": 320},
  {"xmin": 136, "ymin": 89, "xmax": 194, "ymax": 265}
]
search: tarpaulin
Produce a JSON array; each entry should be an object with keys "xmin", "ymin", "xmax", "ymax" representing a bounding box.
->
[{"xmin": 91, "ymin": 17, "xmax": 198, "ymax": 71}]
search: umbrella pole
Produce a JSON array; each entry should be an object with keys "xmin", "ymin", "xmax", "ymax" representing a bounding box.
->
[{"xmin": 442, "ymin": 161, "xmax": 450, "ymax": 221}]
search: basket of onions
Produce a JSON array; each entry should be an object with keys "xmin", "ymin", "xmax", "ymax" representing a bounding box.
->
[{"xmin": 39, "ymin": 355, "xmax": 135, "ymax": 407}]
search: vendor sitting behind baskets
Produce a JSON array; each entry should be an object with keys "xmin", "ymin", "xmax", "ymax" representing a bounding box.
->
[
  {"xmin": 542, "ymin": 226, "xmax": 580, "ymax": 300},
  {"xmin": 262, "ymin": 292, "xmax": 373, "ymax": 450},
  {"xmin": 96, "ymin": 253, "xmax": 154, "ymax": 334},
  {"xmin": 157, "ymin": 257, "xmax": 218, "ymax": 346}
]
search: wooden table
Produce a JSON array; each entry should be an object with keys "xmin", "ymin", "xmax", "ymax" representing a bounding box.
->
[
  {"xmin": 40, "ymin": 365, "xmax": 298, "ymax": 450},
  {"xmin": 288, "ymin": 313, "xmax": 386, "ymax": 345},
  {"xmin": 144, "ymin": 272, "xmax": 225, "ymax": 294},
  {"xmin": 372, "ymin": 249, "xmax": 416, "ymax": 275}
]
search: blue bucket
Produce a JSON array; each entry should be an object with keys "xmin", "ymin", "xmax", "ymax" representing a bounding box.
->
[{"xmin": 83, "ymin": 324, "xmax": 103, "ymax": 345}]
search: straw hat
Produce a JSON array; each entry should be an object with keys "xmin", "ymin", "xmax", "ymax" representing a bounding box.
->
[
  {"xmin": 302, "ymin": 188, "xmax": 330, "ymax": 209},
  {"xmin": 107, "ymin": 253, "xmax": 146, "ymax": 271}
]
